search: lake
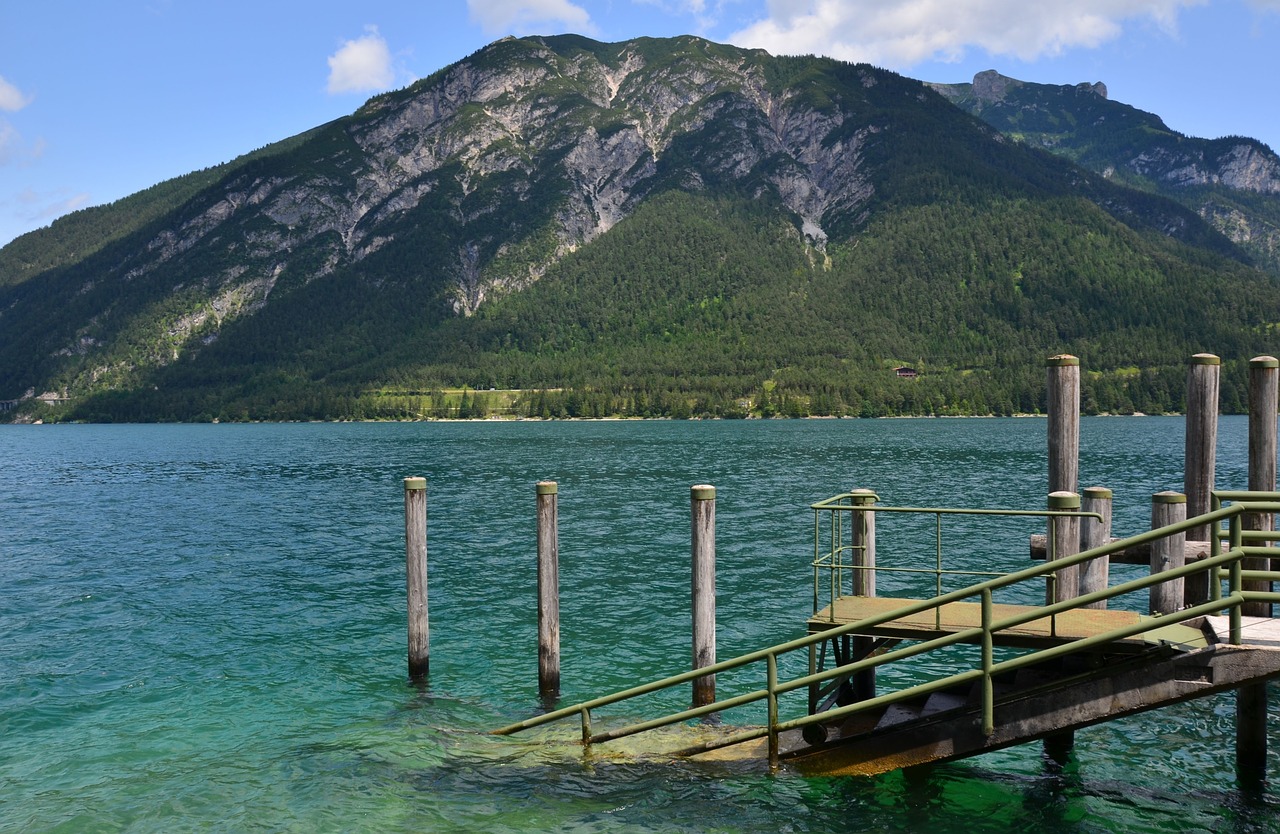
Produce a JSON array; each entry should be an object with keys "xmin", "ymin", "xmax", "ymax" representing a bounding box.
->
[{"xmin": 2, "ymin": 417, "xmax": 1277, "ymax": 832}]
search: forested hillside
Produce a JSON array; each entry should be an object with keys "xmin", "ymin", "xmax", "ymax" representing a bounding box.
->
[
  {"xmin": 931, "ymin": 70, "xmax": 1280, "ymax": 277},
  {"xmin": 2, "ymin": 36, "xmax": 1277, "ymax": 422}
]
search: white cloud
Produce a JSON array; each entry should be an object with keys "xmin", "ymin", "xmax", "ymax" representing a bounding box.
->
[
  {"xmin": 0, "ymin": 121, "xmax": 17, "ymax": 165},
  {"xmin": 467, "ymin": 0, "xmax": 596, "ymax": 35},
  {"xmin": 636, "ymin": 0, "xmax": 709, "ymax": 14},
  {"xmin": 1248, "ymin": 0, "xmax": 1280, "ymax": 12},
  {"xmin": 730, "ymin": 0, "xmax": 1206, "ymax": 68},
  {"xmin": 635, "ymin": 0, "xmax": 716, "ymax": 29},
  {"xmin": 327, "ymin": 27, "xmax": 395, "ymax": 94},
  {"xmin": 0, "ymin": 75, "xmax": 32, "ymax": 112},
  {"xmin": 15, "ymin": 187, "xmax": 91, "ymax": 221},
  {"xmin": 0, "ymin": 121, "xmax": 45, "ymax": 167}
]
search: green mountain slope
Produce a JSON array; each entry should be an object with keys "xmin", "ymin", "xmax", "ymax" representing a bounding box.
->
[{"xmin": 2, "ymin": 37, "xmax": 1277, "ymax": 422}]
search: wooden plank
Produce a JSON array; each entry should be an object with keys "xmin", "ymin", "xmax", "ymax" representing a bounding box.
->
[
  {"xmin": 1029, "ymin": 534, "xmax": 1210, "ymax": 564},
  {"xmin": 809, "ymin": 595, "xmax": 1205, "ymax": 650}
]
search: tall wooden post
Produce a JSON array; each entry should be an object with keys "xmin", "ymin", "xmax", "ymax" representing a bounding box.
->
[
  {"xmin": 850, "ymin": 489, "xmax": 877, "ymax": 700},
  {"xmin": 1079, "ymin": 486, "xmax": 1113, "ymax": 608},
  {"xmin": 404, "ymin": 477, "xmax": 429, "ymax": 682},
  {"xmin": 1150, "ymin": 492, "xmax": 1187, "ymax": 615},
  {"xmin": 1047, "ymin": 355, "xmax": 1081, "ymax": 695},
  {"xmin": 537, "ymin": 481, "xmax": 560, "ymax": 703},
  {"xmin": 691, "ymin": 485, "xmax": 717, "ymax": 708},
  {"xmin": 850, "ymin": 489, "xmax": 876, "ymax": 597},
  {"xmin": 1245, "ymin": 356, "xmax": 1278, "ymax": 617},
  {"xmin": 1047, "ymin": 355, "xmax": 1081, "ymax": 496},
  {"xmin": 1047, "ymin": 491, "xmax": 1081, "ymax": 603},
  {"xmin": 1185, "ymin": 354, "xmax": 1220, "ymax": 606},
  {"xmin": 1239, "ymin": 356, "xmax": 1277, "ymax": 782}
]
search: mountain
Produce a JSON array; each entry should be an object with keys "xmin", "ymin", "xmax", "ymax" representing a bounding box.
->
[
  {"xmin": 2, "ymin": 35, "xmax": 1278, "ymax": 422},
  {"xmin": 0, "ymin": 130, "xmax": 321, "ymax": 291},
  {"xmin": 929, "ymin": 70, "xmax": 1280, "ymax": 276}
]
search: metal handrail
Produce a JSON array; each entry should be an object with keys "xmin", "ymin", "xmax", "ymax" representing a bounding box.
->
[
  {"xmin": 810, "ymin": 494, "xmax": 1103, "ymax": 620},
  {"xmin": 492, "ymin": 494, "xmax": 1280, "ymax": 770}
]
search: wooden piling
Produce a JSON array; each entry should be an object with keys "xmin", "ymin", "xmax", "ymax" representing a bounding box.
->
[
  {"xmin": 1239, "ymin": 356, "xmax": 1277, "ymax": 782},
  {"xmin": 1238, "ymin": 684, "xmax": 1269, "ymax": 787},
  {"xmin": 1078, "ymin": 486, "xmax": 1113, "ymax": 609},
  {"xmin": 1245, "ymin": 356, "xmax": 1278, "ymax": 617},
  {"xmin": 691, "ymin": 485, "xmax": 717, "ymax": 708},
  {"xmin": 1042, "ymin": 491, "xmax": 1078, "ymax": 763},
  {"xmin": 1047, "ymin": 355, "xmax": 1080, "ymax": 496},
  {"xmin": 404, "ymin": 477, "xmax": 429, "ymax": 682},
  {"xmin": 1184, "ymin": 354, "xmax": 1220, "ymax": 606},
  {"xmin": 1149, "ymin": 492, "xmax": 1187, "ymax": 615},
  {"xmin": 850, "ymin": 489, "xmax": 877, "ymax": 700},
  {"xmin": 1047, "ymin": 356, "xmax": 1081, "ymax": 667},
  {"xmin": 850, "ymin": 489, "xmax": 876, "ymax": 597},
  {"xmin": 1047, "ymin": 491, "xmax": 1081, "ymax": 603},
  {"xmin": 537, "ymin": 481, "xmax": 560, "ymax": 702}
]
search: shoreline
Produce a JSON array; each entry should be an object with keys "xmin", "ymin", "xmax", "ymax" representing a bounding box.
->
[{"xmin": 7, "ymin": 410, "xmax": 1188, "ymax": 426}]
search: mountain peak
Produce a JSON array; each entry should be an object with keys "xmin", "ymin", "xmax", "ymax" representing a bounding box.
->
[
  {"xmin": 965, "ymin": 69, "xmax": 1106, "ymax": 104},
  {"xmin": 970, "ymin": 69, "xmax": 1019, "ymax": 102}
]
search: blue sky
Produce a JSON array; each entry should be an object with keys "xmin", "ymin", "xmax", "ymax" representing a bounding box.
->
[{"xmin": 1, "ymin": 0, "xmax": 1277, "ymax": 248}]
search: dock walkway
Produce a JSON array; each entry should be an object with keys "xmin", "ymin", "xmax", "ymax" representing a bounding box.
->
[{"xmin": 810, "ymin": 595, "xmax": 1209, "ymax": 651}]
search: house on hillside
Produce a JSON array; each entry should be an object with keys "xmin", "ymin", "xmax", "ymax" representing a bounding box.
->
[{"xmin": 894, "ymin": 366, "xmax": 919, "ymax": 379}]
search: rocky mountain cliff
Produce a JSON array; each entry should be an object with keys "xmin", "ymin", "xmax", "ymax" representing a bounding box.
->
[
  {"xmin": 2, "ymin": 36, "xmax": 1278, "ymax": 421},
  {"xmin": 930, "ymin": 70, "xmax": 1280, "ymax": 274}
]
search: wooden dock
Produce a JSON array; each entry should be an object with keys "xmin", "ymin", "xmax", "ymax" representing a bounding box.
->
[{"xmin": 809, "ymin": 595, "xmax": 1209, "ymax": 651}]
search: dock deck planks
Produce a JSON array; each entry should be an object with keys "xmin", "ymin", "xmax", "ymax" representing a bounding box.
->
[{"xmin": 809, "ymin": 595, "xmax": 1208, "ymax": 650}]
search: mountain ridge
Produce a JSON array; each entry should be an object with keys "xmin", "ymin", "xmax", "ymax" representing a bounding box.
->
[
  {"xmin": 929, "ymin": 69, "xmax": 1280, "ymax": 275},
  {"xmin": 2, "ymin": 35, "xmax": 1277, "ymax": 422}
]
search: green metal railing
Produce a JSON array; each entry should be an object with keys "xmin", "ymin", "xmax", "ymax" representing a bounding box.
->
[
  {"xmin": 493, "ymin": 493, "xmax": 1280, "ymax": 769},
  {"xmin": 810, "ymin": 491, "xmax": 1103, "ymax": 621}
]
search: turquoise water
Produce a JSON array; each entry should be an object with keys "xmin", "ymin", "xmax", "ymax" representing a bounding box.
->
[{"xmin": 2, "ymin": 417, "xmax": 1278, "ymax": 832}]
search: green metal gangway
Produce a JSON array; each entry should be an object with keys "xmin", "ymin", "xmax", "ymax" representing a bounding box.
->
[{"xmin": 493, "ymin": 491, "xmax": 1280, "ymax": 775}]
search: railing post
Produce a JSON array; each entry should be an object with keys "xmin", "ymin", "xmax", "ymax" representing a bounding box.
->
[
  {"xmin": 1150, "ymin": 492, "xmax": 1187, "ymax": 615},
  {"xmin": 981, "ymin": 588, "xmax": 994, "ymax": 736},
  {"xmin": 1230, "ymin": 516, "xmax": 1244, "ymax": 644},
  {"xmin": 1239, "ymin": 356, "xmax": 1277, "ymax": 784},
  {"xmin": 1079, "ymin": 486, "xmax": 1113, "ymax": 608},
  {"xmin": 1047, "ymin": 355, "xmax": 1080, "ymax": 496},
  {"xmin": 850, "ymin": 488, "xmax": 877, "ymax": 701},
  {"xmin": 1047, "ymin": 491, "xmax": 1081, "ymax": 603},
  {"xmin": 1185, "ymin": 354, "xmax": 1220, "ymax": 606},
  {"xmin": 691, "ymin": 485, "xmax": 717, "ymax": 708},
  {"xmin": 767, "ymin": 654, "xmax": 780, "ymax": 771},
  {"xmin": 537, "ymin": 481, "xmax": 560, "ymax": 703},
  {"xmin": 404, "ymin": 477, "xmax": 429, "ymax": 682}
]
